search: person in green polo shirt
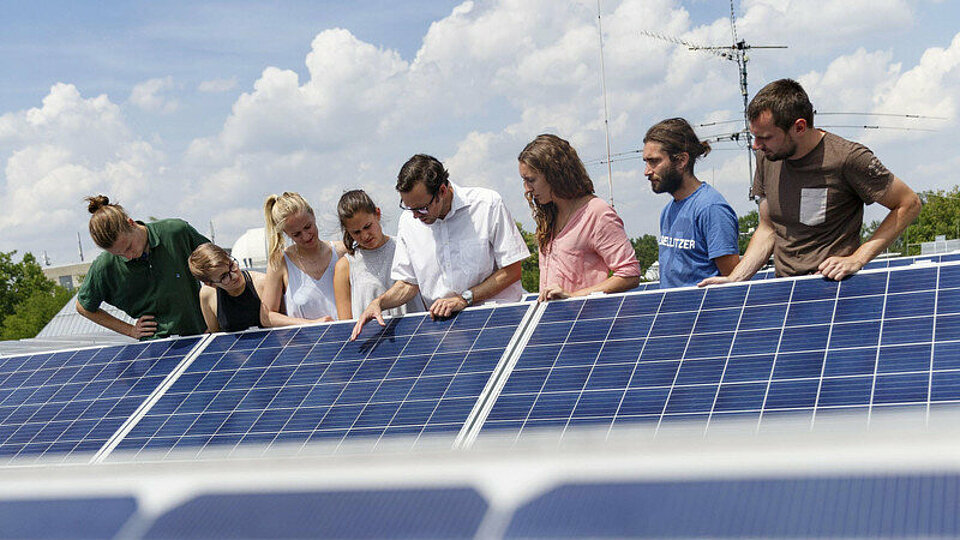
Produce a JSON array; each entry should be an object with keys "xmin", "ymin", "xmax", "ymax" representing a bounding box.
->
[{"xmin": 75, "ymin": 195, "xmax": 209, "ymax": 339}]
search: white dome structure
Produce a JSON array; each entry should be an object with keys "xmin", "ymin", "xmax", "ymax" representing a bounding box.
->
[{"xmin": 231, "ymin": 227, "xmax": 268, "ymax": 270}]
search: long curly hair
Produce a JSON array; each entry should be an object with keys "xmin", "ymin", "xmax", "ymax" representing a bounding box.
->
[{"xmin": 518, "ymin": 134, "xmax": 594, "ymax": 252}]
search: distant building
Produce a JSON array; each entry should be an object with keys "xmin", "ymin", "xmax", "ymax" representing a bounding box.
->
[
  {"xmin": 921, "ymin": 235, "xmax": 960, "ymax": 255},
  {"xmin": 42, "ymin": 261, "xmax": 92, "ymax": 291},
  {"xmin": 232, "ymin": 227, "xmax": 267, "ymax": 270}
]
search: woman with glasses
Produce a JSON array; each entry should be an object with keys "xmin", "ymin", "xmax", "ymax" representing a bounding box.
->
[
  {"xmin": 262, "ymin": 192, "xmax": 346, "ymax": 322},
  {"xmin": 333, "ymin": 190, "xmax": 423, "ymax": 320},
  {"xmin": 519, "ymin": 134, "xmax": 641, "ymax": 301},
  {"xmin": 188, "ymin": 243, "xmax": 319, "ymax": 333}
]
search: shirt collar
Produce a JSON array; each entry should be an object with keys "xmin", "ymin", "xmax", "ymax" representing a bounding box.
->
[
  {"xmin": 139, "ymin": 220, "xmax": 161, "ymax": 249},
  {"xmin": 443, "ymin": 182, "xmax": 468, "ymax": 220}
]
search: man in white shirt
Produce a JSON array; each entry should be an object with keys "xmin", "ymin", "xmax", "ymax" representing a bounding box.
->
[{"xmin": 351, "ymin": 154, "xmax": 529, "ymax": 339}]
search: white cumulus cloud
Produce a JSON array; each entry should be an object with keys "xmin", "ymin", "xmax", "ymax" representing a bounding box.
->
[{"xmin": 129, "ymin": 76, "xmax": 179, "ymax": 113}]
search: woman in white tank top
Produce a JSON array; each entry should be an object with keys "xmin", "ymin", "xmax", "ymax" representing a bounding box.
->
[{"xmin": 262, "ymin": 192, "xmax": 347, "ymax": 323}]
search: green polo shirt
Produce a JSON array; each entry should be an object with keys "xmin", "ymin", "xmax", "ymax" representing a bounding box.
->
[{"xmin": 77, "ymin": 219, "xmax": 209, "ymax": 339}]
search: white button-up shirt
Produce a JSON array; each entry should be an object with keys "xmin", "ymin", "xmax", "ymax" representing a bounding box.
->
[{"xmin": 392, "ymin": 183, "xmax": 530, "ymax": 307}]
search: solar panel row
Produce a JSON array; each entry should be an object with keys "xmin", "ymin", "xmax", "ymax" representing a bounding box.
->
[
  {"xmin": 6, "ymin": 473, "xmax": 960, "ymax": 539},
  {"xmin": 1, "ymin": 256, "xmax": 959, "ymax": 465},
  {"xmin": 479, "ymin": 262, "xmax": 960, "ymax": 439},
  {"xmin": 110, "ymin": 303, "xmax": 531, "ymax": 460}
]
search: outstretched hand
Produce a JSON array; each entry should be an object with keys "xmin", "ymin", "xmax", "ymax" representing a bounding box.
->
[
  {"xmin": 350, "ymin": 300, "xmax": 384, "ymax": 341},
  {"xmin": 697, "ymin": 276, "xmax": 733, "ymax": 287},
  {"xmin": 817, "ymin": 255, "xmax": 863, "ymax": 281},
  {"xmin": 429, "ymin": 296, "xmax": 468, "ymax": 319},
  {"xmin": 537, "ymin": 285, "xmax": 570, "ymax": 302}
]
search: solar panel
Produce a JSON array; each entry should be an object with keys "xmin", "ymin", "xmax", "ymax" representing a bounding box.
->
[
  {"xmin": 109, "ymin": 303, "xmax": 532, "ymax": 460},
  {"xmin": 0, "ymin": 337, "xmax": 203, "ymax": 464},
  {"xmin": 143, "ymin": 488, "xmax": 487, "ymax": 539},
  {"xmin": 0, "ymin": 496, "xmax": 138, "ymax": 539},
  {"xmin": 477, "ymin": 262, "xmax": 960, "ymax": 439},
  {"xmin": 505, "ymin": 474, "xmax": 960, "ymax": 538},
  {"xmin": 522, "ymin": 281, "xmax": 660, "ymax": 302}
]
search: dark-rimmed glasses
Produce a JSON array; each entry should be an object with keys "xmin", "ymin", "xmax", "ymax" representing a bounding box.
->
[
  {"xmin": 204, "ymin": 258, "xmax": 239, "ymax": 285},
  {"xmin": 399, "ymin": 191, "xmax": 438, "ymax": 215}
]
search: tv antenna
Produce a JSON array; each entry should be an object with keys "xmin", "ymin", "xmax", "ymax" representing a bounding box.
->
[{"xmin": 641, "ymin": 0, "xmax": 786, "ymax": 188}]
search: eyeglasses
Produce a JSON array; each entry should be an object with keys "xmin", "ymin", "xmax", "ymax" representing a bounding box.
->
[
  {"xmin": 204, "ymin": 259, "xmax": 239, "ymax": 285},
  {"xmin": 398, "ymin": 191, "xmax": 438, "ymax": 215}
]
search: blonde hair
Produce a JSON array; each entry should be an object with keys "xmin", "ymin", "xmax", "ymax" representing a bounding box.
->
[
  {"xmin": 263, "ymin": 192, "xmax": 314, "ymax": 269},
  {"xmin": 85, "ymin": 195, "xmax": 135, "ymax": 249},
  {"xmin": 188, "ymin": 243, "xmax": 232, "ymax": 280}
]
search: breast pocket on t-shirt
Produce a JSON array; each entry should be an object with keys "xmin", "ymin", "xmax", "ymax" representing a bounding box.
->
[{"xmin": 799, "ymin": 187, "xmax": 828, "ymax": 227}]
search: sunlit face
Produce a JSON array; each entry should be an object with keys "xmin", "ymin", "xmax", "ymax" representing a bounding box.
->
[
  {"xmin": 343, "ymin": 210, "xmax": 385, "ymax": 250},
  {"xmin": 202, "ymin": 260, "xmax": 241, "ymax": 289},
  {"xmin": 519, "ymin": 161, "xmax": 554, "ymax": 205},
  {"xmin": 399, "ymin": 182, "xmax": 445, "ymax": 225},
  {"xmin": 642, "ymin": 142, "xmax": 683, "ymax": 194},
  {"xmin": 106, "ymin": 226, "xmax": 146, "ymax": 261},
  {"xmin": 282, "ymin": 211, "xmax": 318, "ymax": 248},
  {"xmin": 750, "ymin": 110, "xmax": 797, "ymax": 161}
]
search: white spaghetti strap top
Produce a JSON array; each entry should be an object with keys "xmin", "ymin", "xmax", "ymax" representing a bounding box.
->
[{"xmin": 283, "ymin": 242, "xmax": 339, "ymax": 319}]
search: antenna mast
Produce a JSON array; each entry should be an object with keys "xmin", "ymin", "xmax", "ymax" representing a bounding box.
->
[
  {"xmin": 641, "ymin": 1, "xmax": 786, "ymax": 192},
  {"xmin": 596, "ymin": 0, "xmax": 615, "ymax": 206}
]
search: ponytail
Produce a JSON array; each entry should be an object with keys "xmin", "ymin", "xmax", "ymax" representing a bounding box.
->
[
  {"xmin": 263, "ymin": 192, "xmax": 314, "ymax": 269},
  {"xmin": 85, "ymin": 194, "xmax": 135, "ymax": 249}
]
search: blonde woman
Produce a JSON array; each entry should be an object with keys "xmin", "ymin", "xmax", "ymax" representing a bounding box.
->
[
  {"xmin": 262, "ymin": 192, "xmax": 347, "ymax": 322},
  {"xmin": 76, "ymin": 195, "xmax": 208, "ymax": 339}
]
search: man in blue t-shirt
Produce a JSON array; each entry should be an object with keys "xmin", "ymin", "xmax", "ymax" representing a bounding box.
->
[{"xmin": 643, "ymin": 118, "xmax": 740, "ymax": 289}]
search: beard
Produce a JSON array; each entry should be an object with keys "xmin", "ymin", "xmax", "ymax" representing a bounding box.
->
[
  {"xmin": 763, "ymin": 139, "xmax": 798, "ymax": 162},
  {"xmin": 651, "ymin": 166, "xmax": 684, "ymax": 194}
]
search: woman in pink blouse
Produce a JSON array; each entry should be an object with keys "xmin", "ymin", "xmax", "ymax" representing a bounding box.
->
[{"xmin": 519, "ymin": 134, "xmax": 641, "ymax": 301}]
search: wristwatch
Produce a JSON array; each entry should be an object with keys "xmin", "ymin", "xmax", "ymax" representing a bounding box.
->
[{"xmin": 461, "ymin": 289, "xmax": 474, "ymax": 306}]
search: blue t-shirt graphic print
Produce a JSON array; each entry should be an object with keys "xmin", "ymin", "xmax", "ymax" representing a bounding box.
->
[{"xmin": 658, "ymin": 183, "xmax": 739, "ymax": 289}]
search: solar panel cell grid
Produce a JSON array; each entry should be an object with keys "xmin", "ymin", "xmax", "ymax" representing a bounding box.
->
[
  {"xmin": 480, "ymin": 263, "xmax": 960, "ymax": 438},
  {"xmin": 0, "ymin": 337, "xmax": 201, "ymax": 464},
  {"xmin": 111, "ymin": 304, "xmax": 530, "ymax": 460}
]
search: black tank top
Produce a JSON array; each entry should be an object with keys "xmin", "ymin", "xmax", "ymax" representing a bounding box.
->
[{"xmin": 216, "ymin": 270, "xmax": 264, "ymax": 332}]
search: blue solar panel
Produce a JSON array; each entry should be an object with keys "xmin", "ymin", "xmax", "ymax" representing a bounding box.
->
[
  {"xmin": 143, "ymin": 488, "xmax": 487, "ymax": 539},
  {"xmin": 0, "ymin": 496, "xmax": 137, "ymax": 539},
  {"xmin": 0, "ymin": 337, "xmax": 202, "ymax": 464},
  {"xmin": 505, "ymin": 475, "xmax": 960, "ymax": 538},
  {"xmin": 522, "ymin": 281, "xmax": 661, "ymax": 302},
  {"xmin": 480, "ymin": 263, "xmax": 960, "ymax": 436},
  {"xmin": 111, "ymin": 304, "xmax": 531, "ymax": 459}
]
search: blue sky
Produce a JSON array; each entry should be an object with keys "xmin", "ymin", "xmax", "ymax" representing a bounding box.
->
[{"xmin": 1, "ymin": 0, "xmax": 959, "ymax": 264}]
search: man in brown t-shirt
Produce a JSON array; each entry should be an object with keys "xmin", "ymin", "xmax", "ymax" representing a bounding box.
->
[{"xmin": 700, "ymin": 79, "xmax": 921, "ymax": 285}]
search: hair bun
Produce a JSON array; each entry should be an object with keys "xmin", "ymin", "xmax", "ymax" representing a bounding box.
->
[{"xmin": 85, "ymin": 195, "xmax": 110, "ymax": 214}]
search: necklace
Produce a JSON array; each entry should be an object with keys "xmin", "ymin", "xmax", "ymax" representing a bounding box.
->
[{"xmin": 295, "ymin": 243, "xmax": 327, "ymax": 279}]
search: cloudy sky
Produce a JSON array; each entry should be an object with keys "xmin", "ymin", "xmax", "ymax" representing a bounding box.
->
[{"xmin": 2, "ymin": 0, "xmax": 959, "ymax": 264}]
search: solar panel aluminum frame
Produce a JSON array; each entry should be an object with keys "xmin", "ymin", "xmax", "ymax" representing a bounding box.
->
[
  {"xmin": 92, "ymin": 334, "xmax": 213, "ymax": 463},
  {"xmin": 455, "ymin": 301, "xmax": 540, "ymax": 448}
]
